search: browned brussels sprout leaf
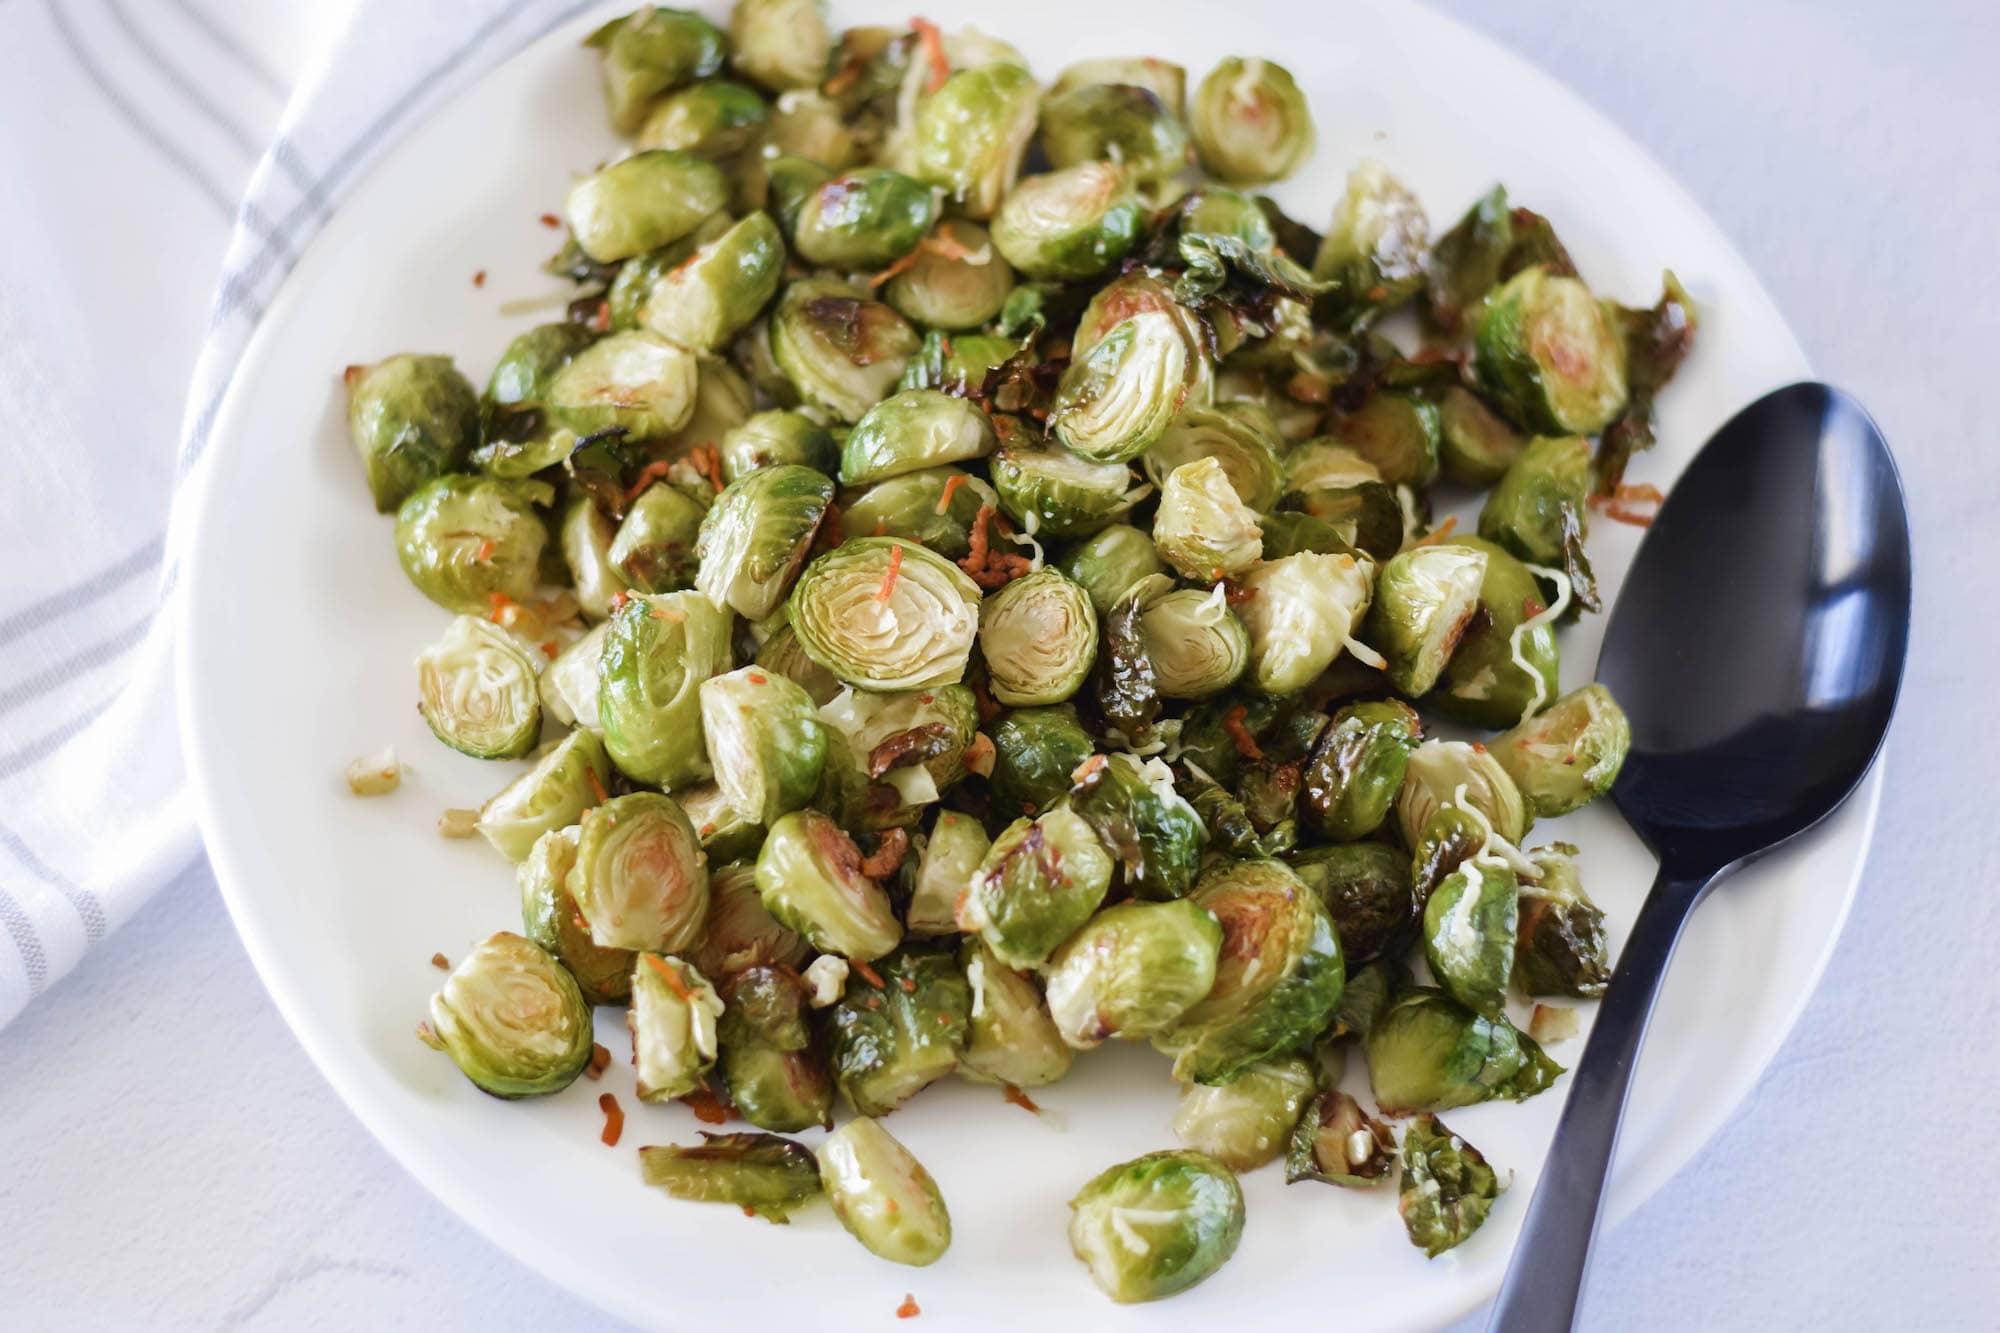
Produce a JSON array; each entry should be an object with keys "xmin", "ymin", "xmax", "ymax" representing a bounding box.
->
[
  {"xmin": 1087, "ymin": 582, "xmax": 1160, "ymax": 744},
  {"xmin": 1067, "ymin": 753, "xmax": 1206, "ymax": 901},
  {"xmin": 1425, "ymin": 185, "xmax": 1513, "ymax": 336},
  {"xmin": 638, "ymin": 1131, "xmax": 823, "ymax": 1222},
  {"xmin": 1398, "ymin": 1114, "xmax": 1504, "ymax": 1257},
  {"xmin": 1254, "ymin": 194, "xmax": 1325, "ymax": 271},
  {"xmin": 1595, "ymin": 270, "xmax": 1698, "ymax": 494},
  {"xmin": 1286, "ymin": 1089, "xmax": 1396, "ymax": 1186},
  {"xmin": 1182, "ymin": 776, "xmax": 1265, "ymax": 859},
  {"xmin": 1173, "ymin": 232, "xmax": 1331, "ymax": 312}
]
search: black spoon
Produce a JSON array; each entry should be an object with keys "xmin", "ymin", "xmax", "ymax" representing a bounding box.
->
[{"xmin": 1486, "ymin": 382, "xmax": 1911, "ymax": 1331}]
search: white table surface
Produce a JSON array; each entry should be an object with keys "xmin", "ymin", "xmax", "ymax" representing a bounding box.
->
[{"xmin": 5, "ymin": 1, "xmax": 1998, "ymax": 1329}]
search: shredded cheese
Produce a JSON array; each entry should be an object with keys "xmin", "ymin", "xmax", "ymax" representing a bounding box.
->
[
  {"xmin": 1341, "ymin": 634, "xmax": 1387, "ymax": 669},
  {"xmin": 1004, "ymin": 524, "xmax": 1045, "ymax": 570},
  {"xmin": 1181, "ymin": 758, "xmax": 1218, "ymax": 787},
  {"xmin": 1448, "ymin": 782, "xmax": 1539, "ymax": 878},
  {"xmin": 1507, "ymin": 561, "xmax": 1574, "ymax": 724},
  {"xmin": 1191, "ymin": 582, "xmax": 1229, "ymax": 625}
]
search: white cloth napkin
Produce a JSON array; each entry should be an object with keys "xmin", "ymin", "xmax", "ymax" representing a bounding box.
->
[{"xmin": 0, "ymin": 0, "xmax": 597, "ymax": 1027}]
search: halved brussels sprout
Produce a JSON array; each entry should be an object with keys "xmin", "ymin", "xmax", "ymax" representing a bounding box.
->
[
  {"xmin": 1059, "ymin": 524, "xmax": 1167, "ymax": 615},
  {"xmin": 597, "ymin": 591, "xmax": 733, "ymax": 789},
  {"xmin": 690, "ymin": 862, "xmax": 810, "ymax": 978},
  {"xmin": 698, "ymin": 666, "xmax": 829, "ymax": 826},
  {"xmin": 1050, "ymin": 57, "xmax": 1187, "ymax": 113},
  {"xmin": 1068, "ymin": 1150, "xmax": 1244, "ymax": 1303},
  {"xmin": 989, "ymin": 439, "xmax": 1142, "ymax": 540},
  {"xmin": 1051, "ymin": 304, "xmax": 1199, "ymax": 464},
  {"xmin": 628, "ymin": 952, "xmax": 725, "ymax": 1101},
  {"xmin": 1493, "ymin": 683, "xmax": 1630, "ymax": 818},
  {"xmin": 1044, "ymin": 898, "xmax": 1221, "ymax": 1048},
  {"xmin": 1287, "ymin": 1089, "xmax": 1396, "ymax": 1187},
  {"xmin": 484, "ymin": 319, "xmax": 595, "ymax": 424},
  {"xmin": 1067, "ymin": 752, "xmax": 1207, "ymax": 901},
  {"xmin": 694, "ymin": 463, "xmax": 833, "ymax": 619},
  {"xmin": 681, "ymin": 781, "xmax": 764, "ymax": 859},
  {"xmin": 1235, "ymin": 551, "xmax": 1375, "ymax": 694},
  {"xmin": 1428, "ymin": 537, "xmax": 1561, "ymax": 729},
  {"xmin": 1136, "ymin": 583, "xmax": 1251, "ymax": 701},
  {"xmin": 606, "ymin": 214, "xmax": 732, "ymax": 332},
  {"xmin": 1145, "ymin": 405, "xmax": 1285, "ymax": 512},
  {"xmin": 883, "ymin": 219, "xmax": 1015, "ymax": 329},
  {"xmin": 559, "ymin": 495, "xmax": 628, "ymax": 621},
  {"xmin": 1171, "ymin": 1053, "xmax": 1317, "ymax": 1171},
  {"xmin": 541, "ymin": 621, "xmax": 608, "ymax": 732},
  {"xmin": 820, "ymin": 684, "xmax": 980, "ymax": 810},
  {"xmin": 786, "ymin": 538, "xmax": 980, "ymax": 691},
  {"xmin": 1515, "ymin": 843, "xmax": 1611, "ymax": 998},
  {"xmin": 753, "ymin": 622, "xmax": 843, "ymax": 705},
  {"xmin": 1157, "ymin": 860, "xmax": 1345, "ymax": 1085},
  {"xmin": 1398, "ymin": 1114, "xmax": 1503, "ymax": 1257},
  {"xmin": 1288, "ymin": 842, "xmax": 1416, "ymax": 967},
  {"xmin": 1325, "ymin": 390, "xmax": 1441, "ymax": 489},
  {"xmin": 1410, "ymin": 804, "xmax": 1489, "ymax": 905},
  {"xmin": 1190, "ymin": 56, "xmax": 1314, "ymax": 184},
  {"xmin": 1476, "ymin": 265, "xmax": 1629, "ymax": 434},
  {"xmin": 1439, "ymin": 384, "xmax": 1527, "ymax": 486},
  {"xmin": 1152, "ymin": 458, "xmax": 1263, "ymax": 581},
  {"xmin": 572, "ymin": 792, "xmax": 710, "ymax": 952},
  {"xmin": 825, "ymin": 945, "xmax": 970, "ymax": 1114},
  {"xmin": 1366, "ymin": 987, "xmax": 1561, "ymax": 1113},
  {"xmin": 548, "ymin": 330, "xmax": 700, "ymax": 441},
  {"xmin": 840, "ymin": 389, "xmax": 997, "ymax": 487},
  {"xmin": 563, "ymin": 149, "xmax": 728, "ymax": 263},
  {"xmin": 762, "ymin": 152, "xmax": 830, "ymax": 236},
  {"xmin": 347, "ymin": 354, "xmax": 478, "ymax": 511},
  {"xmin": 1477, "ymin": 432, "xmax": 1596, "ymax": 606},
  {"xmin": 962, "ymin": 806, "xmax": 1115, "ymax": 969},
  {"xmin": 959, "ymin": 937, "xmax": 1074, "ymax": 1087},
  {"xmin": 717, "ymin": 409, "xmax": 838, "ymax": 483},
  {"xmin": 912, "ymin": 61, "xmax": 1040, "ymax": 218},
  {"xmin": 906, "ymin": 811, "xmax": 989, "ymax": 935},
  {"xmin": 667, "ymin": 356, "xmax": 755, "ymax": 453},
  {"xmin": 1298, "ymin": 701, "xmax": 1421, "ymax": 843},
  {"xmin": 1423, "ymin": 860, "xmax": 1519, "ymax": 1019},
  {"xmin": 586, "ymin": 6, "xmax": 726, "ymax": 133},
  {"xmin": 634, "ymin": 212, "xmax": 784, "ymax": 353},
  {"xmin": 818, "ymin": 1117, "xmax": 952, "ymax": 1265},
  {"xmin": 839, "ymin": 466, "xmax": 997, "ymax": 559},
  {"xmin": 978, "ymin": 568, "xmax": 1099, "ymax": 707},
  {"xmin": 395, "ymin": 474, "xmax": 550, "ymax": 614},
  {"xmin": 1283, "ymin": 437, "xmax": 1381, "ymax": 493},
  {"xmin": 1364, "ymin": 544, "xmax": 1489, "ymax": 697},
  {"xmin": 990, "ymin": 162, "xmax": 1143, "ymax": 282},
  {"xmin": 988, "ymin": 704, "xmax": 1096, "ymax": 815},
  {"xmin": 769, "ymin": 277, "xmax": 921, "ymax": 422},
  {"xmin": 727, "ymin": 0, "xmax": 829, "ymax": 91},
  {"xmin": 477, "ymin": 729, "xmax": 610, "ymax": 861},
  {"xmin": 414, "ymin": 616, "xmax": 543, "ymax": 760},
  {"xmin": 1039, "ymin": 82, "xmax": 1189, "ymax": 183},
  {"xmin": 792, "ymin": 167, "xmax": 939, "ymax": 269},
  {"xmin": 609, "ymin": 481, "xmax": 707, "ymax": 593},
  {"xmin": 640, "ymin": 1131, "xmax": 823, "ymax": 1221},
  {"xmin": 715, "ymin": 964, "xmax": 831, "ymax": 1132},
  {"xmin": 424, "ymin": 932, "xmax": 594, "ymax": 1097},
  {"xmin": 1396, "ymin": 739, "xmax": 1531, "ymax": 849},
  {"xmin": 519, "ymin": 825, "xmax": 635, "ymax": 1006},
  {"xmin": 753, "ymin": 809, "xmax": 903, "ymax": 960},
  {"xmin": 1312, "ymin": 160, "xmax": 1430, "ymax": 324},
  {"xmin": 636, "ymin": 80, "xmax": 768, "ymax": 158}
]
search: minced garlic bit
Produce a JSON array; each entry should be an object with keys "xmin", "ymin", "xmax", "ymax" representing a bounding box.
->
[
  {"xmin": 437, "ymin": 807, "xmax": 480, "ymax": 839},
  {"xmin": 804, "ymin": 955, "xmax": 850, "ymax": 1008},
  {"xmin": 345, "ymin": 747, "xmax": 401, "ymax": 796},
  {"xmin": 1529, "ymin": 1003, "xmax": 1581, "ymax": 1044}
]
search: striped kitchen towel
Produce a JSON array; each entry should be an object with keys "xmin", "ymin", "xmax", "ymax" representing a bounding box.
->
[{"xmin": 0, "ymin": 0, "xmax": 601, "ymax": 1027}]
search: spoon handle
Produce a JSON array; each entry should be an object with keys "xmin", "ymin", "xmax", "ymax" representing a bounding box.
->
[{"xmin": 1485, "ymin": 866, "xmax": 1715, "ymax": 1333}]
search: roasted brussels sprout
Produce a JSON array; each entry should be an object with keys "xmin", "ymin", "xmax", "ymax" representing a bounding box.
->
[
  {"xmin": 1068, "ymin": 1150, "xmax": 1244, "ymax": 1303},
  {"xmin": 752, "ymin": 622, "xmax": 843, "ymax": 705},
  {"xmin": 978, "ymin": 567, "xmax": 1099, "ymax": 706},
  {"xmin": 1286, "ymin": 1088, "xmax": 1396, "ymax": 1186},
  {"xmin": 1324, "ymin": 390, "xmax": 1440, "ymax": 489},
  {"xmin": 1299, "ymin": 700, "xmax": 1422, "ymax": 842},
  {"xmin": 1049, "ymin": 57, "xmax": 1187, "ymax": 114},
  {"xmin": 597, "ymin": 591, "xmax": 733, "ymax": 789},
  {"xmin": 792, "ymin": 167, "xmax": 939, "ymax": 269},
  {"xmin": 1132, "ymin": 583, "xmax": 1250, "ymax": 701},
  {"xmin": 1039, "ymin": 82, "xmax": 1189, "ymax": 183},
  {"xmin": 558, "ymin": 495, "xmax": 627, "ymax": 621},
  {"xmin": 1365, "ymin": 987, "xmax": 1560, "ymax": 1113},
  {"xmin": 548, "ymin": 330, "xmax": 700, "ymax": 440},
  {"xmin": 912, "ymin": 61, "xmax": 1040, "ymax": 218},
  {"xmin": 1067, "ymin": 752, "xmax": 1207, "ymax": 900},
  {"xmin": 605, "ymin": 215, "xmax": 730, "ymax": 332},
  {"xmin": 717, "ymin": 409, "xmax": 839, "ymax": 482},
  {"xmin": 586, "ymin": 6, "xmax": 727, "ymax": 133},
  {"xmin": 820, "ymin": 683, "xmax": 980, "ymax": 809},
  {"xmin": 818, "ymin": 1117, "xmax": 952, "ymax": 1265},
  {"xmin": 840, "ymin": 389, "xmax": 997, "ymax": 487},
  {"xmin": 1044, "ymin": 899, "xmax": 1221, "ymax": 1049},
  {"xmin": 1514, "ymin": 842, "xmax": 1611, "ymax": 998},
  {"xmin": 1234, "ymin": 551, "xmax": 1375, "ymax": 694},
  {"xmin": 518, "ymin": 825, "xmax": 636, "ymax": 1006},
  {"xmin": 1283, "ymin": 436, "xmax": 1381, "ymax": 492},
  {"xmin": 424, "ymin": 932, "xmax": 594, "ymax": 1097},
  {"xmin": 1059, "ymin": 524, "xmax": 1168, "ymax": 615},
  {"xmin": 483, "ymin": 318, "xmax": 595, "ymax": 439},
  {"xmin": 990, "ymin": 162, "xmax": 1143, "ymax": 282},
  {"xmin": 1423, "ymin": 860, "xmax": 1519, "ymax": 1019},
  {"xmin": 1428, "ymin": 537, "xmax": 1561, "ymax": 729},
  {"xmin": 414, "ymin": 616, "xmax": 543, "ymax": 760},
  {"xmin": 395, "ymin": 474, "xmax": 550, "ymax": 614},
  {"xmin": 1157, "ymin": 860, "xmax": 1345, "ymax": 1085},
  {"xmin": 1049, "ymin": 279, "xmax": 1201, "ymax": 463},
  {"xmin": 987, "ymin": 704, "xmax": 1096, "ymax": 814},
  {"xmin": 697, "ymin": 666, "xmax": 829, "ymax": 826},
  {"xmin": 1172, "ymin": 1053, "xmax": 1317, "ymax": 1171},
  {"xmin": 571, "ymin": 791, "xmax": 710, "ymax": 952},
  {"xmin": 1190, "ymin": 57, "xmax": 1313, "ymax": 184},
  {"xmin": 1477, "ymin": 432, "xmax": 1597, "ymax": 608},
  {"xmin": 541, "ymin": 621, "xmax": 609, "ymax": 731},
  {"xmin": 825, "ymin": 944, "xmax": 970, "ymax": 1114},
  {"xmin": 633, "ymin": 212, "xmax": 784, "ymax": 353},
  {"xmin": 1438, "ymin": 384, "xmax": 1528, "ymax": 486},
  {"xmin": 882, "ymin": 219, "xmax": 1015, "ymax": 329},
  {"xmin": 753, "ymin": 808, "xmax": 900, "ymax": 958},
  {"xmin": 786, "ymin": 538, "xmax": 980, "ymax": 691},
  {"xmin": 1396, "ymin": 739, "xmax": 1531, "ymax": 850},
  {"xmin": 1398, "ymin": 1114, "xmax": 1503, "ymax": 1257},
  {"xmin": 1152, "ymin": 458, "xmax": 1263, "ymax": 581},
  {"xmin": 636, "ymin": 79, "xmax": 768, "ymax": 158},
  {"xmin": 962, "ymin": 806, "xmax": 1115, "ymax": 969},
  {"xmin": 610, "ymin": 481, "xmax": 707, "ymax": 593},
  {"xmin": 691, "ymin": 861, "xmax": 810, "ymax": 977},
  {"xmin": 1476, "ymin": 265, "xmax": 1629, "ymax": 434},
  {"xmin": 640, "ymin": 1131, "xmax": 823, "ymax": 1221},
  {"xmin": 347, "ymin": 354, "xmax": 478, "ymax": 511},
  {"xmin": 476, "ymin": 729, "xmax": 610, "ymax": 860},
  {"xmin": 727, "ymin": 0, "xmax": 828, "ymax": 91},
  {"xmin": 1312, "ymin": 161, "xmax": 1429, "ymax": 324},
  {"xmin": 841, "ymin": 466, "xmax": 998, "ymax": 559},
  {"xmin": 959, "ymin": 937, "xmax": 1074, "ymax": 1087},
  {"xmin": 628, "ymin": 952, "xmax": 725, "ymax": 1101},
  {"xmin": 563, "ymin": 149, "xmax": 728, "ymax": 263},
  {"xmin": 694, "ymin": 463, "xmax": 833, "ymax": 619},
  {"xmin": 768, "ymin": 277, "xmax": 921, "ymax": 422},
  {"xmin": 1409, "ymin": 803, "xmax": 1489, "ymax": 904},
  {"xmin": 1424, "ymin": 184, "xmax": 1514, "ymax": 335},
  {"xmin": 1363, "ymin": 544, "xmax": 1488, "ymax": 697},
  {"xmin": 1176, "ymin": 186, "xmax": 1277, "ymax": 248},
  {"xmin": 1145, "ymin": 405, "xmax": 1286, "ymax": 512},
  {"xmin": 988, "ymin": 438, "xmax": 1141, "ymax": 540},
  {"xmin": 906, "ymin": 811, "xmax": 990, "ymax": 935},
  {"xmin": 1492, "ymin": 683, "xmax": 1630, "ymax": 818},
  {"xmin": 714, "ymin": 964, "xmax": 831, "ymax": 1132},
  {"xmin": 1287, "ymin": 841, "xmax": 1416, "ymax": 966}
]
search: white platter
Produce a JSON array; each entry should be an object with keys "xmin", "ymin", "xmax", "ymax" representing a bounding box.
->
[{"xmin": 178, "ymin": 2, "xmax": 1873, "ymax": 1328}]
